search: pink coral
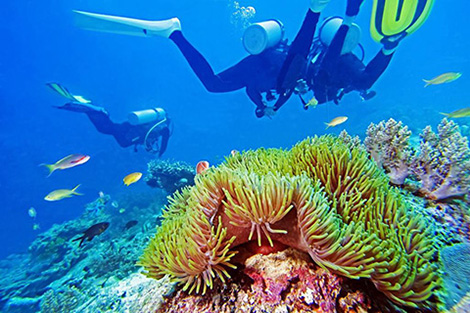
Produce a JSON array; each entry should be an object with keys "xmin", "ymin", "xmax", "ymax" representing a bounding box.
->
[
  {"xmin": 412, "ymin": 118, "xmax": 470, "ymax": 200},
  {"xmin": 365, "ymin": 118, "xmax": 412, "ymax": 185}
]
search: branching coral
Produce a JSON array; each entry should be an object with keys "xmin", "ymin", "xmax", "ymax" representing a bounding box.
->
[
  {"xmin": 364, "ymin": 118, "xmax": 412, "ymax": 185},
  {"xmin": 412, "ymin": 118, "xmax": 470, "ymax": 200},
  {"xmin": 139, "ymin": 136, "xmax": 443, "ymax": 309},
  {"xmin": 365, "ymin": 118, "xmax": 470, "ymax": 201}
]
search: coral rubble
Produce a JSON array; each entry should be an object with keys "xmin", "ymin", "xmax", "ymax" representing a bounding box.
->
[{"xmin": 140, "ymin": 135, "xmax": 443, "ymax": 310}]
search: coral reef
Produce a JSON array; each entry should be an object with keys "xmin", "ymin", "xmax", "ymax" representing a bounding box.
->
[
  {"xmin": 0, "ymin": 192, "xmax": 169, "ymax": 313},
  {"xmin": 426, "ymin": 201, "xmax": 470, "ymax": 242},
  {"xmin": 39, "ymin": 272, "xmax": 172, "ymax": 313},
  {"xmin": 159, "ymin": 248, "xmax": 384, "ymax": 313},
  {"xmin": 85, "ymin": 193, "xmax": 110, "ymax": 216},
  {"xmin": 365, "ymin": 118, "xmax": 470, "ymax": 201},
  {"xmin": 445, "ymin": 292, "xmax": 470, "ymax": 313},
  {"xmin": 412, "ymin": 118, "xmax": 470, "ymax": 200},
  {"xmin": 365, "ymin": 118, "xmax": 412, "ymax": 185},
  {"xmin": 140, "ymin": 135, "xmax": 443, "ymax": 309},
  {"xmin": 440, "ymin": 243, "xmax": 470, "ymax": 310},
  {"xmin": 145, "ymin": 159, "xmax": 195, "ymax": 194}
]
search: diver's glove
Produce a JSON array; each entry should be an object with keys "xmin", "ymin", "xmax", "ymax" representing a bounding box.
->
[
  {"xmin": 255, "ymin": 106, "xmax": 265, "ymax": 118},
  {"xmin": 310, "ymin": 0, "xmax": 330, "ymax": 13},
  {"xmin": 346, "ymin": 0, "xmax": 365, "ymax": 17}
]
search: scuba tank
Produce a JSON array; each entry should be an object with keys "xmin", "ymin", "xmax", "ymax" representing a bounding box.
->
[
  {"xmin": 127, "ymin": 108, "xmax": 166, "ymax": 125},
  {"xmin": 243, "ymin": 19, "xmax": 284, "ymax": 55},
  {"xmin": 319, "ymin": 16, "xmax": 362, "ymax": 55}
]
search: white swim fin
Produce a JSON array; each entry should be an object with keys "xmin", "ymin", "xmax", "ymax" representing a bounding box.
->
[{"xmin": 73, "ymin": 10, "xmax": 181, "ymax": 38}]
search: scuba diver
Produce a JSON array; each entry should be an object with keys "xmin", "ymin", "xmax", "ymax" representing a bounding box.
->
[
  {"xmin": 47, "ymin": 83, "xmax": 171, "ymax": 156},
  {"xmin": 72, "ymin": 0, "xmax": 434, "ymax": 118}
]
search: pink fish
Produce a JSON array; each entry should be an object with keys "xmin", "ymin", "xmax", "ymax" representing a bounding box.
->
[
  {"xmin": 231, "ymin": 150, "xmax": 239, "ymax": 157},
  {"xmin": 196, "ymin": 161, "xmax": 209, "ymax": 174},
  {"xmin": 41, "ymin": 154, "xmax": 90, "ymax": 176}
]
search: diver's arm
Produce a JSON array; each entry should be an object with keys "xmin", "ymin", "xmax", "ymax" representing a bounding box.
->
[
  {"xmin": 246, "ymin": 87, "xmax": 266, "ymax": 118},
  {"xmin": 273, "ymin": 90, "xmax": 294, "ymax": 112},
  {"xmin": 158, "ymin": 127, "xmax": 171, "ymax": 157},
  {"xmin": 276, "ymin": 10, "xmax": 320, "ymax": 94},
  {"xmin": 356, "ymin": 49, "xmax": 393, "ymax": 90}
]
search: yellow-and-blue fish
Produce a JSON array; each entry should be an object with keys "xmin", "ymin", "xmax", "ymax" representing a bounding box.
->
[
  {"xmin": 45, "ymin": 184, "xmax": 82, "ymax": 201},
  {"xmin": 440, "ymin": 107, "xmax": 470, "ymax": 118},
  {"xmin": 423, "ymin": 72, "xmax": 462, "ymax": 87},
  {"xmin": 325, "ymin": 116, "xmax": 348, "ymax": 129},
  {"xmin": 123, "ymin": 172, "xmax": 142, "ymax": 186},
  {"xmin": 41, "ymin": 154, "xmax": 90, "ymax": 177},
  {"xmin": 305, "ymin": 97, "xmax": 318, "ymax": 108}
]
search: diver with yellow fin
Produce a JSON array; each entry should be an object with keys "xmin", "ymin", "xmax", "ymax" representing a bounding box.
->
[
  {"xmin": 72, "ymin": 0, "xmax": 434, "ymax": 117},
  {"xmin": 47, "ymin": 83, "xmax": 172, "ymax": 156}
]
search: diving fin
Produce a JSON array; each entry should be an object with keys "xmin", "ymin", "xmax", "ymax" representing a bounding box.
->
[
  {"xmin": 46, "ymin": 82, "xmax": 91, "ymax": 104},
  {"xmin": 370, "ymin": 0, "xmax": 435, "ymax": 43},
  {"xmin": 73, "ymin": 10, "xmax": 181, "ymax": 38}
]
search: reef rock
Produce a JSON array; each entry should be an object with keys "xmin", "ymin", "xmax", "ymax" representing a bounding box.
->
[{"xmin": 159, "ymin": 248, "xmax": 383, "ymax": 313}]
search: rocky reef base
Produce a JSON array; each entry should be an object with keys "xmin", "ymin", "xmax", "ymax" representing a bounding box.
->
[{"xmin": 160, "ymin": 248, "xmax": 400, "ymax": 313}]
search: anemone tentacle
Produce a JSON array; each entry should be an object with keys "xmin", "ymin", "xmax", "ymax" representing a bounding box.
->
[{"xmin": 140, "ymin": 135, "xmax": 443, "ymax": 309}]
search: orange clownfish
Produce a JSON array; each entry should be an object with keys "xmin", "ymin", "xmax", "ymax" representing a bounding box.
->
[{"xmin": 196, "ymin": 161, "xmax": 209, "ymax": 174}]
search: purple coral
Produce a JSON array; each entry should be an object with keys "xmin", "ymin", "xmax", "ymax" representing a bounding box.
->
[
  {"xmin": 365, "ymin": 118, "xmax": 412, "ymax": 185},
  {"xmin": 412, "ymin": 118, "xmax": 470, "ymax": 200},
  {"xmin": 365, "ymin": 118, "xmax": 470, "ymax": 201}
]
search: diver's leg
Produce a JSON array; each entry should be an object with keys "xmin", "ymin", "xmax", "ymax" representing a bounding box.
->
[
  {"xmin": 322, "ymin": 0, "xmax": 365, "ymax": 71},
  {"xmin": 85, "ymin": 112, "xmax": 136, "ymax": 147},
  {"xmin": 169, "ymin": 31, "xmax": 246, "ymax": 92},
  {"xmin": 85, "ymin": 111, "xmax": 117, "ymax": 135},
  {"xmin": 276, "ymin": 10, "xmax": 320, "ymax": 93}
]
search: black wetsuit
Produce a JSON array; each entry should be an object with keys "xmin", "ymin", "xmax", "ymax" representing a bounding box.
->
[
  {"xmin": 169, "ymin": 10, "xmax": 394, "ymax": 117},
  {"xmin": 298, "ymin": 13, "xmax": 393, "ymax": 104},
  {"xmin": 85, "ymin": 111, "xmax": 170, "ymax": 156}
]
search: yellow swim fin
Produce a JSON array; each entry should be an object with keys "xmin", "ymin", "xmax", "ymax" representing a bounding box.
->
[
  {"xmin": 46, "ymin": 82, "xmax": 75, "ymax": 100},
  {"xmin": 370, "ymin": 0, "xmax": 435, "ymax": 43},
  {"xmin": 46, "ymin": 82, "xmax": 91, "ymax": 103}
]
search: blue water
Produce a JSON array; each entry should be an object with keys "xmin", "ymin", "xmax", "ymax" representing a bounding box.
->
[{"xmin": 1, "ymin": 0, "xmax": 468, "ymax": 260}]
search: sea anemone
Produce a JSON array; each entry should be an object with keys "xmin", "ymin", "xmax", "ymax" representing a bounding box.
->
[{"xmin": 139, "ymin": 136, "xmax": 443, "ymax": 309}]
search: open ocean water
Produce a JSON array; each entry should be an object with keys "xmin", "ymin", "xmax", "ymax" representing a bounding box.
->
[{"xmin": 0, "ymin": 0, "xmax": 469, "ymax": 312}]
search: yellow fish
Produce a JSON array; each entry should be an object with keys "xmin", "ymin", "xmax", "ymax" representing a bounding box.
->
[
  {"xmin": 45, "ymin": 184, "xmax": 82, "ymax": 201},
  {"xmin": 123, "ymin": 172, "xmax": 142, "ymax": 186},
  {"xmin": 440, "ymin": 107, "xmax": 470, "ymax": 118},
  {"xmin": 325, "ymin": 116, "xmax": 348, "ymax": 129},
  {"xmin": 423, "ymin": 72, "xmax": 462, "ymax": 87},
  {"xmin": 305, "ymin": 97, "xmax": 318, "ymax": 108}
]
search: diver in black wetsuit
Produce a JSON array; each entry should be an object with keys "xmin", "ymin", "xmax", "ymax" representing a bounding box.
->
[
  {"xmin": 47, "ymin": 83, "xmax": 171, "ymax": 156},
  {"xmin": 81, "ymin": 107, "xmax": 171, "ymax": 156},
  {"xmin": 73, "ymin": 0, "xmax": 433, "ymax": 118},
  {"xmin": 166, "ymin": 0, "xmax": 401, "ymax": 118}
]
